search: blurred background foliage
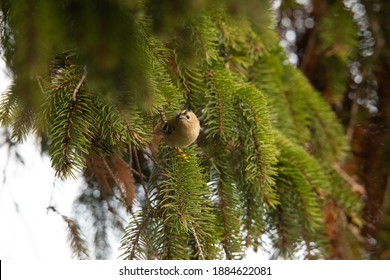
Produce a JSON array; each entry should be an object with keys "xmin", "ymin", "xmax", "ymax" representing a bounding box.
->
[{"xmin": 0, "ymin": 0, "xmax": 389, "ymax": 259}]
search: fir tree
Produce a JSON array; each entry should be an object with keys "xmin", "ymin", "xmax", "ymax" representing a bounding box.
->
[{"xmin": 1, "ymin": 0, "xmax": 388, "ymax": 260}]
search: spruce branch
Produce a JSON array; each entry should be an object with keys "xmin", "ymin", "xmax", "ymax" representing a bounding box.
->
[
  {"xmin": 44, "ymin": 65, "xmax": 94, "ymax": 179},
  {"xmin": 120, "ymin": 210, "xmax": 155, "ymax": 260},
  {"xmin": 208, "ymin": 152, "xmax": 244, "ymax": 259},
  {"xmin": 235, "ymin": 89, "xmax": 278, "ymax": 207},
  {"xmin": 112, "ymin": 155, "xmax": 136, "ymax": 208},
  {"xmin": 47, "ymin": 206, "xmax": 89, "ymax": 260},
  {"xmin": 152, "ymin": 146, "xmax": 219, "ymax": 259},
  {"xmin": 268, "ymin": 133, "xmax": 332, "ymax": 258},
  {"xmin": 10, "ymin": 107, "xmax": 33, "ymax": 142},
  {"xmin": 0, "ymin": 86, "xmax": 17, "ymax": 127},
  {"xmin": 86, "ymin": 153, "xmax": 135, "ymax": 210},
  {"xmin": 132, "ymin": 144, "xmax": 152, "ymax": 207}
]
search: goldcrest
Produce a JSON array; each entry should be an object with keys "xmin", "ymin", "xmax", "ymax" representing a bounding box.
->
[{"xmin": 161, "ymin": 110, "xmax": 200, "ymax": 147}]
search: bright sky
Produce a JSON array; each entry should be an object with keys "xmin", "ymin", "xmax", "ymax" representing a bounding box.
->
[{"xmin": 0, "ymin": 58, "xmax": 82, "ymax": 259}]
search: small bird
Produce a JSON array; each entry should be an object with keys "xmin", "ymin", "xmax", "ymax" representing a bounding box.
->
[{"xmin": 160, "ymin": 109, "xmax": 201, "ymax": 148}]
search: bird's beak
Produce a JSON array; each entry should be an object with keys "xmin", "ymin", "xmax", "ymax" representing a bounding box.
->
[{"xmin": 177, "ymin": 110, "xmax": 189, "ymax": 120}]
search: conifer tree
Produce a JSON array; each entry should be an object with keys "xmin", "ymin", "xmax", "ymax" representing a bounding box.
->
[{"xmin": 1, "ymin": 0, "xmax": 388, "ymax": 260}]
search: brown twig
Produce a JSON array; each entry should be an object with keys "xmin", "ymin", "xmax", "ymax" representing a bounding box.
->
[
  {"xmin": 332, "ymin": 163, "xmax": 366, "ymax": 195},
  {"xmin": 72, "ymin": 66, "xmax": 87, "ymax": 101}
]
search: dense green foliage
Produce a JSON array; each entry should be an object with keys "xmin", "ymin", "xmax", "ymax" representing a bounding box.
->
[{"xmin": 0, "ymin": 0, "xmax": 365, "ymax": 259}]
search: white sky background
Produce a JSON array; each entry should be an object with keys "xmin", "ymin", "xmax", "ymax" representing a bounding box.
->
[
  {"xmin": 0, "ymin": 59, "xmax": 82, "ymax": 260},
  {"xmin": 0, "ymin": 59, "xmax": 127, "ymax": 260}
]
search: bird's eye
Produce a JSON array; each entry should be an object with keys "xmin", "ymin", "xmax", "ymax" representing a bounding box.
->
[{"xmin": 186, "ymin": 114, "xmax": 190, "ymax": 119}]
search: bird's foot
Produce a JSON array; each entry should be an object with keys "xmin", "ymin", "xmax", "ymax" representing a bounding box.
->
[{"xmin": 174, "ymin": 147, "xmax": 189, "ymax": 162}]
